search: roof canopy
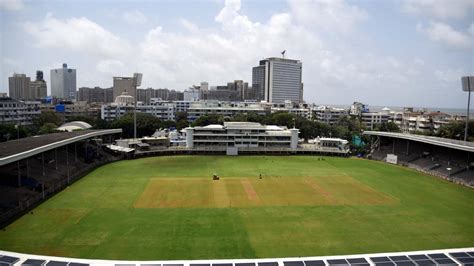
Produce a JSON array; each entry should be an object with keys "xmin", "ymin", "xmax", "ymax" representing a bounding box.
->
[
  {"xmin": 0, "ymin": 129, "xmax": 122, "ymax": 166},
  {"xmin": 363, "ymin": 131, "xmax": 474, "ymax": 153}
]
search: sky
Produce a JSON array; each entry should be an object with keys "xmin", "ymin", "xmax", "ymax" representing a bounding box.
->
[{"xmin": 0, "ymin": 0, "xmax": 473, "ymax": 109}]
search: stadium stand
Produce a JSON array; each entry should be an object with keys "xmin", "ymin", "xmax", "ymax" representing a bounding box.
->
[
  {"xmin": 364, "ymin": 131, "xmax": 474, "ymax": 187},
  {"xmin": 0, "ymin": 247, "xmax": 472, "ymax": 266},
  {"xmin": 0, "ymin": 129, "xmax": 122, "ymax": 226}
]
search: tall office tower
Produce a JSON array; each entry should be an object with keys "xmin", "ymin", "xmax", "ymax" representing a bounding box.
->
[
  {"xmin": 29, "ymin": 70, "xmax": 47, "ymax": 100},
  {"xmin": 252, "ymin": 57, "xmax": 303, "ymax": 103},
  {"xmin": 51, "ymin": 63, "xmax": 77, "ymax": 100},
  {"xmin": 252, "ymin": 65, "xmax": 266, "ymax": 101},
  {"xmin": 113, "ymin": 77, "xmax": 135, "ymax": 100},
  {"xmin": 233, "ymin": 80, "xmax": 247, "ymax": 101},
  {"xmin": 8, "ymin": 73, "xmax": 31, "ymax": 100}
]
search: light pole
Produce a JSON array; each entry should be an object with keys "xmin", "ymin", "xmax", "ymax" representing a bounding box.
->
[
  {"xmin": 461, "ymin": 76, "xmax": 474, "ymax": 142},
  {"xmin": 134, "ymin": 82, "xmax": 137, "ymax": 139},
  {"xmin": 14, "ymin": 124, "xmax": 19, "ymax": 139},
  {"xmin": 133, "ymin": 73, "xmax": 143, "ymax": 139}
]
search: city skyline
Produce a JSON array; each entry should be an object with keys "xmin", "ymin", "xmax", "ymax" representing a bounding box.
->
[{"xmin": 1, "ymin": 0, "xmax": 473, "ymax": 108}]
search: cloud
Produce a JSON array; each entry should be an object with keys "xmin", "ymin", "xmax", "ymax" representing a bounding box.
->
[
  {"xmin": 435, "ymin": 68, "xmax": 465, "ymax": 83},
  {"xmin": 96, "ymin": 59, "xmax": 125, "ymax": 75},
  {"xmin": 469, "ymin": 23, "xmax": 474, "ymax": 36},
  {"xmin": 288, "ymin": 0, "xmax": 368, "ymax": 33},
  {"xmin": 0, "ymin": 0, "xmax": 23, "ymax": 11},
  {"xmin": 402, "ymin": 0, "xmax": 474, "ymax": 20},
  {"xmin": 23, "ymin": 13, "xmax": 131, "ymax": 59},
  {"xmin": 122, "ymin": 10, "xmax": 148, "ymax": 24},
  {"xmin": 3, "ymin": 58, "xmax": 21, "ymax": 68},
  {"xmin": 13, "ymin": 0, "xmax": 470, "ymax": 108},
  {"xmin": 417, "ymin": 22, "xmax": 473, "ymax": 50},
  {"xmin": 403, "ymin": 0, "xmax": 474, "ymax": 51},
  {"xmin": 132, "ymin": 0, "xmax": 443, "ymax": 107},
  {"xmin": 215, "ymin": 0, "xmax": 241, "ymax": 24},
  {"xmin": 179, "ymin": 18, "xmax": 199, "ymax": 32}
]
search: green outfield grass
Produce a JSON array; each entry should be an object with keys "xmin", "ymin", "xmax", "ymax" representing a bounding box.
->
[{"xmin": 0, "ymin": 156, "xmax": 473, "ymax": 260}]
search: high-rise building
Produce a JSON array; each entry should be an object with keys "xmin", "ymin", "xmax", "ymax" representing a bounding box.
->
[
  {"xmin": 29, "ymin": 71, "xmax": 47, "ymax": 100},
  {"xmin": 51, "ymin": 63, "xmax": 77, "ymax": 100},
  {"xmin": 156, "ymin": 88, "xmax": 170, "ymax": 100},
  {"xmin": 252, "ymin": 65, "xmax": 266, "ymax": 101},
  {"xmin": 184, "ymin": 88, "xmax": 201, "ymax": 102},
  {"xmin": 168, "ymin": 90, "xmax": 182, "ymax": 101},
  {"xmin": 199, "ymin": 80, "xmax": 250, "ymax": 102},
  {"xmin": 252, "ymin": 57, "xmax": 303, "ymax": 103},
  {"xmin": 200, "ymin": 82, "xmax": 209, "ymax": 92},
  {"xmin": 113, "ymin": 77, "xmax": 136, "ymax": 100},
  {"xmin": 77, "ymin": 87, "xmax": 113, "ymax": 103},
  {"xmin": 8, "ymin": 73, "xmax": 31, "ymax": 100},
  {"xmin": 233, "ymin": 80, "xmax": 249, "ymax": 101}
]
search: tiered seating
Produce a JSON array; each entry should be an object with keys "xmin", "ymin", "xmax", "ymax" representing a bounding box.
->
[
  {"xmin": 410, "ymin": 158, "xmax": 436, "ymax": 169},
  {"xmin": 369, "ymin": 137, "xmax": 473, "ymax": 187},
  {"xmin": 397, "ymin": 153, "xmax": 420, "ymax": 163},
  {"xmin": 0, "ymin": 142, "xmax": 122, "ymax": 225},
  {"xmin": 433, "ymin": 164, "xmax": 464, "ymax": 176},
  {"xmin": 453, "ymin": 170, "xmax": 474, "ymax": 185}
]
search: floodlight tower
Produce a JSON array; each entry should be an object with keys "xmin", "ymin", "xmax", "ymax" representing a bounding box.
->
[
  {"xmin": 461, "ymin": 76, "xmax": 474, "ymax": 142},
  {"xmin": 133, "ymin": 73, "xmax": 143, "ymax": 139}
]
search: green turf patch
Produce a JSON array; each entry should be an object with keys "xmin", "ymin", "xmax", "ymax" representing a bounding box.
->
[{"xmin": 0, "ymin": 156, "xmax": 472, "ymax": 260}]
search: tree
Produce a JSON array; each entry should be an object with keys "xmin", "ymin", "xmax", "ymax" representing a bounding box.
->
[
  {"xmin": 295, "ymin": 118, "xmax": 330, "ymax": 140},
  {"xmin": 192, "ymin": 114, "xmax": 224, "ymax": 127},
  {"xmin": 331, "ymin": 125, "xmax": 351, "ymax": 140},
  {"xmin": 94, "ymin": 118, "xmax": 110, "ymax": 129},
  {"xmin": 175, "ymin": 112, "xmax": 189, "ymax": 130},
  {"xmin": 376, "ymin": 122, "xmax": 400, "ymax": 132},
  {"xmin": 111, "ymin": 113, "xmax": 162, "ymax": 138},
  {"xmin": 247, "ymin": 111, "xmax": 267, "ymax": 124},
  {"xmin": 39, "ymin": 123, "xmax": 58, "ymax": 134},
  {"xmin": 413, "ymin": 130, "xmax": 433, "ymax": 136},
  {"xmin": 34, "ymin": 111, "xmax": 62, "ymax": 128},
  {"xmin": 230, "ymin": 113, "xmax": 248, "ymax": 122},
  {"xmin": 161, "ymin": 120, "xmax": 177, "ymax": 129},
  {"xmin": 437, "ymin": 121, "xmax": 472, "ymax": 140},
  {"xmin": 336, "ymin": 115, "xmax": 363, "ymax": 133},
  {"xmin": 270, "ymin": 112, "xmax": 295, "ymax": 128},
  {"xmin": 0, "ymin": 124, "xmax": 28, "ymax": 142},
  {"xmin": 176, "ymin": 112, "xmax": 188, "ymax": 121}
]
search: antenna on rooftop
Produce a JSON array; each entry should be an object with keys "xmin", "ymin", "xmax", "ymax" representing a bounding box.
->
[{"xmin": 281, "ymin": 50, "xmax": 286, "ymax": 58}]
